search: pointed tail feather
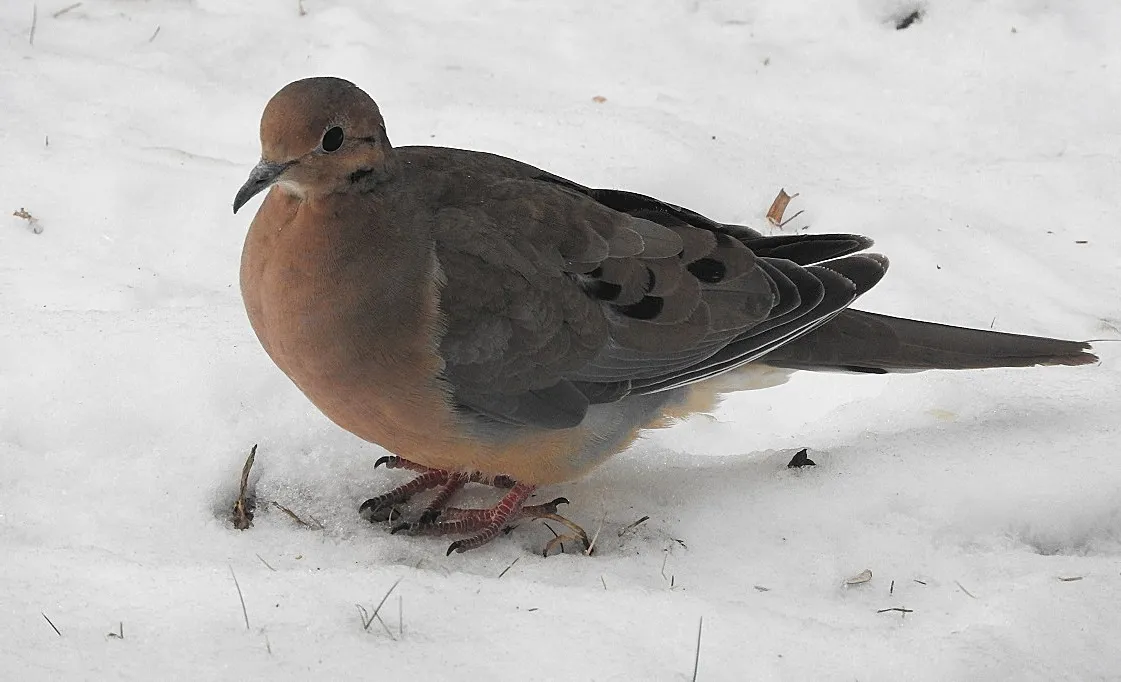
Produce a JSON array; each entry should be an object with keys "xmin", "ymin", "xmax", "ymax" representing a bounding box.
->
[{"xmin": 762, "ymin": 309, "xmax": 1098, "ymax": 373}]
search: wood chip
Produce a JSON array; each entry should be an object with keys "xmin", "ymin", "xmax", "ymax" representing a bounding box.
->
[
  {"xmin": 845, "ymin": 569, "xmax": 873, "ymax": 585},
  {"xmin": 766, "ymin": 189, "xmax": 798, "ymax": 226}
]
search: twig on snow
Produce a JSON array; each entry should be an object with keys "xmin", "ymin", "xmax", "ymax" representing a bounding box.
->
[
  {"xmin": 41, "ymin": 612, "xmax": 61, "ymax": 637},
  {"xmin": 691, "ymin": 616, "xmax": 703, "ymax": 682},
  {"xmin": 584, "ymin": 508, "xmax": 606, "ymax": 556},
  {"xmin": 52, "ymin": 3, "xmax": 81, "ymax": 18},
  {"xmin": 357, "ymin": 578, "xmax": 402, "ymax": 639},
  {"xmin": 618, "ymin": 515, "xmax": 650, "ymax": 537},
  {"xmin": 232, "ymin": 444, "xmax": 256, "ymax": 529},
  {"xmin": 229, "ymin": 564, "xmax": 250, "ymax": 630},
  {"xmin": 497, "ymin": 556, "xmax": 520, "ymax": 579},
  {"xmin": 271, "ymin": 500, "xmax": 322, "ymax": 529}
]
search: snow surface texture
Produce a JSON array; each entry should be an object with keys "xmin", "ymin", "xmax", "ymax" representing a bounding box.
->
[{"xmin": 3, "ymin": 1, "xmax": 1120, "ymax": 680}]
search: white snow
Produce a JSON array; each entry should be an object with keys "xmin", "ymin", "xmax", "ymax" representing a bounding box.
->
[{"xmin": 3, "ymin": 1, "xmax": 1120, "ymax": 679}]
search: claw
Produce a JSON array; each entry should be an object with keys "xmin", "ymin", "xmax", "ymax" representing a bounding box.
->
[
  {"xmin": 418, "ymin": 509, "xmax": 442, "ymax": 524},
  {"xmin": 446, "ymin": 541, "xmax": 464, "ymax": 556},
  {"xmin": 374, "ymin": 455, "xmax": 394, "ymax": 468},
  {"xmin": 359, "ymin": 499, "xmax": 389, "ymax": 522}
]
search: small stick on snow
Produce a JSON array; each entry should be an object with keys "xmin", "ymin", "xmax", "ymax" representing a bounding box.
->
[
  {"xmin": 41, "ymin": 612, "xmax": 61, "ymax": 637},
  {"xmin": 52, "ymin": 3, "xmax": 81, "ymax": 18},
  {"xmin": 148, "ymin": 26, "xmax": 160, "ymax": 43},
  {"xmin": 497, "ymin": 556, "xmax": 520, "ymax": 579},
  {"xmin": 232, "ymin": 444, "xmax": 256, "ymax": 529},
  {"xmin": 355, "ymin": 604, "xmax": 394, "ymax": 638},
  {"xmin": 618, "ymin": 515, "xmax": 650, "ymax": 537},
  {"xmin": 372, "ymin": 578, "xmax": 402, "ymax": 620},
  {"xmin": 954, "ymin": 580, "xmax": 978, "ymax": 599},
  {"xmin": 29, "ymin": 5, "xmax": 37, "ymax": 46},
  {"xmin": 357, "ymin": 578, "xmax": 402, "ymax": 639},
  {"xmin": 255, "ymin": 554, "xmax": 276, "ymax": 571},
  {"xmin": 877, "ymin": 607, "xmax": 914, "ymax": 615},
  {"xmin": 271, "ymin": 500, "xmax": 316, "ymax": 528},
  {"xmin": 600, "ymin": 575, "xmax": 607, "ymax": 590},
  {"xmin": 107, "ymin": 621, "xmax": 124, "ymax": 639},
  {"xmin": 691, "ymin": 616, "xmax": 703, "ymax": 682},
  {"xmin": 584, "ymin": 508, "xmax": 606, "ymax": 556},
  {"xmin": 229, "ymin": 565, "xmax": 251, "ymax": 630},
  {"xmin": 890, "ymin": 580, "xmax": 895, "ymax": 595},
  {"xmin": 52, "ymin": 3, "xmax": 81, "ymax": 17},
  {"xmin": 778, "ymin": 210, "xmax": 805, "ymax": 229}
]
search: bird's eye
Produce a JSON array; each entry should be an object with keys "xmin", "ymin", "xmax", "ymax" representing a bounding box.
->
[{"xmin": 321, "ymin": 126, "xmax": 344, "ymax": 152}]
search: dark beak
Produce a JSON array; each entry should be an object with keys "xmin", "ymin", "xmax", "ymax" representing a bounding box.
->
[{"xmin": 233, "ymin": 160, "xmax": 293, "ymax": 214}]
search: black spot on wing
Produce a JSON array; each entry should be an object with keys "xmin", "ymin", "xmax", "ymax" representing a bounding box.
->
[
  {"xmin": 687, "ymin": 257, "xmax": 726, "ymax": 283},
  {"xmin": 614, "ymin": 295, "xmax": 664, "ymax": 320}
]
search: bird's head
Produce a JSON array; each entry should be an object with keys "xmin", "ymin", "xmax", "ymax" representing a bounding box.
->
[{"xmin": 233, "ymin": 77, "xmax": 393, "ymax": 213}]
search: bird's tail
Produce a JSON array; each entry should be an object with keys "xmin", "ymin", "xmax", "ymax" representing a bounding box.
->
[{"xmin": 762, "ymin": 309, "xmax": 1098, "ymax": 373}]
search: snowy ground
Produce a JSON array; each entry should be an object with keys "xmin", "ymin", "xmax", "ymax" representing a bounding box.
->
[{"xmin": 3, "ymin": 1, "xmax": 1120, "ymax": 679}]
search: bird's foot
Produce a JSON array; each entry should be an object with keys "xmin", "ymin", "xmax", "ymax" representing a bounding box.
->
[
  {"xmin": 360, "ymin": 457, "xmax": 588, "ymax": 555},
  {"xmin": 358, "ymin": 456, "xmax": 514, "ymax": 522},
  {"xmin": 390, "ymin": 483, "xmax": 536, "ymax": 554},
  {"xmin": 357, "ymin": 458, "xmax": 447, "ymax": 522}
]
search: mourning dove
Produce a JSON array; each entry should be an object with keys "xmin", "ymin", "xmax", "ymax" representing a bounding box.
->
[{"xmin": 234, "ymin": 77, "xmax": 1097, "ymax": 554}]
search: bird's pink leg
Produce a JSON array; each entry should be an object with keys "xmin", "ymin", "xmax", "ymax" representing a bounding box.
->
[
  {"xmin": 417, "ymin": 472, "xmax": 470, "ymax": 523},
  {"xmin": 358, "ymin": 461, "xmax": 449, "ymax": 522},
  {"xmin": 361, "ymin": 456, "xmax": 586, "ymax": 554},
  {"xmin": 412, "ymin": 483, "xmax": 536, "ymax": 555}
]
